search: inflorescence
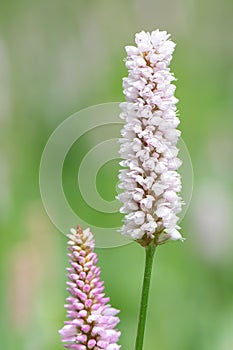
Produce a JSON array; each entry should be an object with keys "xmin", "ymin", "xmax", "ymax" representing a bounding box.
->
[
  {"xmin": 118, "ymin": 30, "xmax": 183, "ymax": 245},
  {"xmin": 59, "ymin": 226, "xmax": 121, "ymax": 350}
]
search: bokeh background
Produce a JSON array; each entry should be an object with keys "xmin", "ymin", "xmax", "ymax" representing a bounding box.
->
[{"xmin": 1, "ymin": 0, "xmax": 233, "ymax": 349}]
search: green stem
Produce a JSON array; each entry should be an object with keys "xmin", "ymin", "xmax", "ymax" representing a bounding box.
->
[{"xmin": 135, "ymin": 242, "xmax": 156, "ymax": 350}]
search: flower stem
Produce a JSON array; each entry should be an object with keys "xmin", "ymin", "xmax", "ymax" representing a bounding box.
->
[{"xmin": 135, "ymin": 242, "xmax": 156, "ymax": 350}]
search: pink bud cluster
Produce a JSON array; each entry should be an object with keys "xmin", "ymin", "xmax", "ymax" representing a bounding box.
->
[
  {"xmin": 59, "ymin": 226, "xmax": 121, "ymax": 350},
  {"xmin": 118, "ymin": 30, "xmax": 183, "ymax": 245}
]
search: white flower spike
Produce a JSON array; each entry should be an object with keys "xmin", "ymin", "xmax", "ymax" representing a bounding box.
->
[{"xmin": 118, "ymin": 30, "xmax": 184, "ymax": 246}]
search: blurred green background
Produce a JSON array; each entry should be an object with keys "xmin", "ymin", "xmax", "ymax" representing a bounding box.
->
[{"xmin": 1, "ymin": 0, "xmax": 233, "ymax": 349}]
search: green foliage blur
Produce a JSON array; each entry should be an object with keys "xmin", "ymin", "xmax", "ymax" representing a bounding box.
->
[{"xmin": 1, "ymin": 1, "xmax": 233, "ymax": 349}]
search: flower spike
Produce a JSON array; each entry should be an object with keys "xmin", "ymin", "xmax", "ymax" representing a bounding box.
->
[
  {"xmin": 118, "ymin": 30, "xmax": 183, "ymax": 245},
  {"xmin": 59, "ymin": 225, "xmax": 121, "ymax": 350}
]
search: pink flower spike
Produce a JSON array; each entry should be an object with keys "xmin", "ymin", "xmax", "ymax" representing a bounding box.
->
[
  {"xmin": 59, "ymin": 225, "xmax": 121, "ymax": 349},
  {"xmin": 118, "ymin": 30, "xmax": 184, "ymax": 246}
]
